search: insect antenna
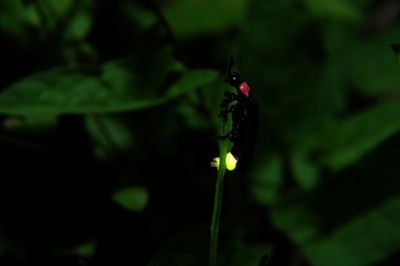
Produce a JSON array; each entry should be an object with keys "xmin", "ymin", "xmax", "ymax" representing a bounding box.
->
[
  {"xmin": 221, "ymin": 54, "xmax": 236, "ymax": 84},
  {"xmin": 228, "ymin": 54, "xmax": 235, "ymax": 74}
]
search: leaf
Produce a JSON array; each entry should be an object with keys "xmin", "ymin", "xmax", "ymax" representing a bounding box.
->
[
  {"xmin": 164, "ymin": 70, "xmax": 218, "ymax": 99},
  {"xmin": 290, "ymin": 150, "xmax": 319, "ymax": 191},
  {"xmin": 273, "ymin": 195, "xmax": 400, "ymax": 266},
  {"xmin": 0, "ymin": 69, "xmax": 108, "ymax": 115},
  {"xmin": 163, "ymin": 0, "xmax": 247, "ymax": 38},
  {"xmin": 65, "ymin": 9, "xmax": 92, "ymax": 41},
  {"xmin": 304, "ymin": 0, "xmax": 363, "ymax": 22},
  {"xmin": 120, "ymin": 1, "xmax": 157, "ymax": 30},
  {"xmin": 319, "ymin": 101, "xmax": 400, "ymax": 170},
  {"xmin": 0, "ymin": 1, "xmax": 40, "ymax": 42},
  {"xmin": 101, "ymin": 47, "xmax": 184, "ymax": 94},
  {"xmin": 349, "ymin": 30, "xmax": 400, "ymax": 96},
  {"xmin": 176, "ymin": 91, "xmax": 212, "ymax": 131},
  {"xmin": 0, "ymin": 68, "xmax": 150, "ymax": 114},
  {"xmin": 112, "ymin": 186, "xmax": 149, "ymax": 212},
  {"xmin": 85, "ymin": 115, "xmax": 134, "ymax": 159},
  {"xmin": 46, "ymin": 0, "xmax": 74, "ymax": 18},
  {"xmin": 272, "ymin": 132, "xmax": 400, "ymax": 266},
  {"xmin": 70, "ymin": 241, "xmax": 96, "ymax": 257},
  {"xmin": 305, "ymin": 197, "xmax": 400, "ymax": 266},
  {"xmin": 0, "ymin": 50, "xmax": 218, "ymax": 115},
  {"xmin": 240, "ymin": 0, "xmax": 344, "ymax": 149},
  {"xmin": 250, "ymin": 155, "xmax": 283, "ymax": 206}
]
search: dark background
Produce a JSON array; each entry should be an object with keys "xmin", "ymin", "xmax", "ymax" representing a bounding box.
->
[{"xmin": 2, "ymin": 0, "xmax": 400, "ymax": 265}]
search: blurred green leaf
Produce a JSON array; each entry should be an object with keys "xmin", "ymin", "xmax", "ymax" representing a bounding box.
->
[
  {"xmin": 349, "ymin": 30, "xmax": 400, "ymax": 96},
  {"xmin": 304, "ymin": 0, "xmax": 363, "ymax": 22},
  {"xmin": 176, "ymin": 91, "xmax": 211, "ymax": 131},
  {"xmin": 112, "ymin": 186, "xmax": 149, "ymax": 212},
  {"xmin": 165, "ymin": 70, "xmax": 218, "ymax": 98},
  {"xmin": 273, "ymin": 195, "xmax": 400, "ymax": 266},
  {"xmin": 54, "ymin": 240, "xmax": 97, "ymax": 258},
  {"xmin": 46, "ymin": 0, "xmax": 74, "ymax": 17},
  {"xmin": 163, "ymin": 0, "xmax": 246, "ymax": 38},
  {"xmin": 0, "ymin": 68, "xmax": 217, "ymax": 115},
  {"xmin": 0, "ymin": 68, "xmax": 109, "ymax": 115},
  {"xmin": 250, "ymin": 155, "xmax": 283, "ymax": 206},
  {"xmin": 322, "ymin": 26, "xmax": 400, "ymax": 97},
  {"xmin": 5, "ymin": 0, "xmax": 95, "ymax": 42},
  {"xmin": 0, "ymin": 46, "xmax": 218, "ymax": 115},
  {"xmin": 240, "ymin": 0, "xmax": 343, "ymax": 149},
  {"xmin": 319, "ymin": 101, "xmax": 400, "ymax": 170},
  {"xmin": 241, "ymin": 0, "xmax": 311, "ymax": 63},
  {"xmin": 290, "ymin": 150, "xmax": 319, "ymax": 191},
  {"xmin": 0, "ymin": 68, "xmax": 146, "ymax": 114},
  {"xmin": 85, "ymin": 115, "xmax": 134, "ymax": 158},
  {"xmin": 120, "ymin": 1, "xmax": 156, "ymax": 30},
  {"xmin": 305, "ymin": 196, "xmax": 400, "ymax": 266},
  {"xmin": 102, "ymin": 47, "xmax": 184, "ymax": 93},
  {"xmin": 70, "ymin": 241, "xmax": 96, "ymax": 257},
  {"xmin": 65, "ymin": 9, "xmax": 92, "ymax": 41},
  {"xmin": 0, "ymin": 1, "xmax": 40, "ymax": 42}
]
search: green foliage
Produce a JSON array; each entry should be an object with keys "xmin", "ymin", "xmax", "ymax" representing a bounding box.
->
[
  {"xmin": 348, "ymin": 30, "xmax": 400, "ymax": 95},
  {"xmin": 241, "ymin": 0, "xmax": 400, "ymax": 265},
  {"xmin": 251, "ymin": 155, "xmax": 283, "ymax": 205},
  {"xmin": 69, "ymin": 241, "xmax": 97, "ymax": 257},
  {"xmin": 320, "ymin": 101, "xmax": 400, "ymax": 170},
  {"xmin": 85, "ymin": 115, "xmax": 134, "ymax": 158},
  {"xmin": 272, "ymin": 192, "xmax": 400, "ymax": 266},
  {"xmin": 163, "ymin": 0, "xmax": 246, "ymax": 38},
  {"xmin": 0, "ymin": 1, "xmax": 40, "ymax": 42},
  {"xmin": 290, "ymin": 149, "xmax": 319, "ymax": 190},
  {"xmin": 306, "ymin": 195, "xmax": 400, "ymax": 266},
  {"xmin": 112, "ymin": 186, "xmax": 149, "ymax": 212},
  {"xmin": 304, "ymin": 0, "xmax": 363, "ymax": 22},
  {"xmin": 3, "ymin": 0, "xmax": 400, "ymax": 265},
  {"xmin": 0, "ymin": 58, "xmax": 217, "ymax": 115}
]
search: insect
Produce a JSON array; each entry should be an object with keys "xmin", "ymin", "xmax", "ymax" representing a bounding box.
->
[{"xmin": 213, "ymin": 56, "xmax": 259, "ymax": 173}]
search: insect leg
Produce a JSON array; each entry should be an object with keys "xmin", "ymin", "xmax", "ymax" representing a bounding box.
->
[{"xmin": 219, "ymin": 92, "xmax": 238, "ymax": 118}]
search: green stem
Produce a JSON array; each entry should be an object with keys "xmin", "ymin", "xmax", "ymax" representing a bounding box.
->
[
  {"xmin": 209, "ymin": 113, "xmax": 230, "ymax": 266},
  {"xmin": 209, "ymin": 154, "xmax": 226, "ymax": 266}
]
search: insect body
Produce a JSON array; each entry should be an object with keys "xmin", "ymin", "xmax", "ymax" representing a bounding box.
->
[{"xmin": 218, "ymin": 57, "xmax": 259, "ymax": 172}]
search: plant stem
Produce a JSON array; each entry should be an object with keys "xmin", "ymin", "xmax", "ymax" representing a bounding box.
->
[
  {"xmin": 209, "ymin": 113, "xmax": 230, "ymax": 266},
  {"xmin": 209, "ymin": 153, "xmax": 226, "ymax": 266}
]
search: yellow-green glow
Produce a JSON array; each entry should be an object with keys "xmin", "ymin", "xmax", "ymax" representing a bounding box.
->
[
  {"xmin": 225, "ymin": 152, "xmax": 237, "ymax": 171},
  {"xmin": 210, "ymin": 152, "xmax": 237, "ymax": 171},
  {"xmin": 211, "ymin": 157, "xmax": 220, "ymax": 169}
]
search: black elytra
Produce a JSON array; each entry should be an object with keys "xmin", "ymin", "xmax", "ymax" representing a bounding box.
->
[{"xmin": 219, "ymin": 56, "xmax": 259, "ymax": 173}]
